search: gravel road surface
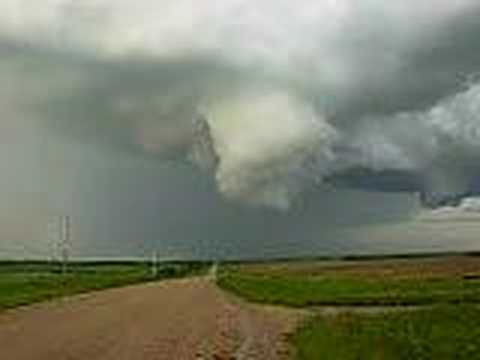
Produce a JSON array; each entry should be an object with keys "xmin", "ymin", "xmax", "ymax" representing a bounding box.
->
[{"xmin": 0, "ymin": 277, "xmax": 303, "ymax": 360}]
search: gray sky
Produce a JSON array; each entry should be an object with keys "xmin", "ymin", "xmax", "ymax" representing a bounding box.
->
[{"xmin": 1, "ymin": 1, "xmax": 480, "ymax": 259}]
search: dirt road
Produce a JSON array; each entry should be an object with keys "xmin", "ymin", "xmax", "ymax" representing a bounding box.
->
[{"xmin": 0, "ymin": 277, "xmax": 302, "ymax": 360}]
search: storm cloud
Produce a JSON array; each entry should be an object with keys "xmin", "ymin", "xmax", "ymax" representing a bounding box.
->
[
  {"xmin": 1, "ymin": 1, "xmax": 480, "ymax": 258},
  {"xmin": 2, "ymin": 0, "xmax": 480, "ymax": 209}
]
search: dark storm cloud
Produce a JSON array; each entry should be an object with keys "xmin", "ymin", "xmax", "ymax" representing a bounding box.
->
[
  {"xmin": 329, "ymin": 6, "xmax": 480, "ymax": 122},
  {"xmin": 2, "ymin": 0, "xmax": 480, "ymax": 212}
]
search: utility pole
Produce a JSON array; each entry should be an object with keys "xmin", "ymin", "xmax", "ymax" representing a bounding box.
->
[
  {"xmin": 151, "ymin": 249, "xmax": 158, "ymax": 278},
  {"xmin": 60, "ymin": 215, "xmax": 71, "ymax": 276},
  {"xmin": 47, "ymin": 217, "xmax": 58, "ymax": 270},
  {"xmin": 49, "ymin": 215, "xmax": 71, "ymax": 275}
]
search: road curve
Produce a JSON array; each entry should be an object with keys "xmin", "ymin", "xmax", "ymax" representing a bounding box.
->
[{"xmin": 0, "ymin": 277, "xmax": 302, "ymax": 360}]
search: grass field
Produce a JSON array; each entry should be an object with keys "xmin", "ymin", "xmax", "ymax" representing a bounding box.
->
[
  {"xmin": 0, "ymin": 261, "xmax": 207, "ymax": 310},
  {"xmin": 218, "ymin": 256, "xmax": 480, "ymax": 306},
  {"xmin": 218, "ymin": 255, "xmax": 480, "ymax": 360},
  {"xmin": 292, "ymin": 305, "xmax": 480, "ymax": 360}
]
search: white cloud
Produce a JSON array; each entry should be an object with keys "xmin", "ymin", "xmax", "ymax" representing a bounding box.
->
[{"xmin": 205, "ymin": 90, "xmax": 337, "ymax": 209}]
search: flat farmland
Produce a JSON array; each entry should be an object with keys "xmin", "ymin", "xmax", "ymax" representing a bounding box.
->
[
  {"xmin": 233, "ymin": 255, "xmax": 480, "ymax": 279},
  {"xmin": 219, "ymin": 255, "xmax": 480, "ymax": 307},
  {"xmin": 0, "ymin": 261, "xmax": 207, "ymax": 310},
  {"xmin": 2, "ymin": 255, "xmax": 480, "ymax": 359},
  {"xmin": 217, "ymin": 255, "xmax": 480, "ymax": 360}
]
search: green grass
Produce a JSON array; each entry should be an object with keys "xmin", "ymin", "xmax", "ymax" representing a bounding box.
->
[
  {"xmin": 293, "ymin": 305, "xmax": 480, "ymax": 360},
  {"xmin": 218, "ymin": 271, "xmax": 480, "ymax": 306},
  {"xmin": 0, "ymin": 261, "xmax": 207, "ymax": 310},
  {"xmin": 218, "ymin": 263, "xmax": 480, "ymax": 359}
]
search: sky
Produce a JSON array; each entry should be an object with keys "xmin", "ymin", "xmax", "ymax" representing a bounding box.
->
[{"xmin": 1, "ymin": 0, "xmax": 480, "ymax": 259}]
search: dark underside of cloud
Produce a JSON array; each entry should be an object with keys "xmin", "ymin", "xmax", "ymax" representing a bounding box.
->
[{"xmin": 326, "ymin": 168, "xmax": 480, "ymax": 208}]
